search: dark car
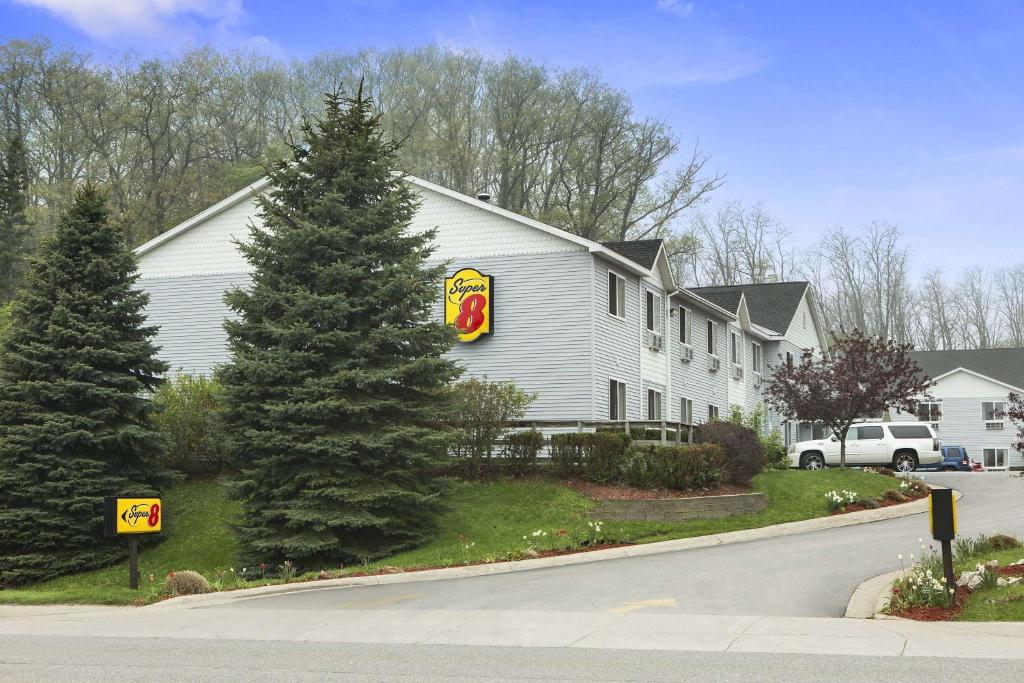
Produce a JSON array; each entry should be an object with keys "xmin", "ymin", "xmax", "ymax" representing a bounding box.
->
[{"xmin": 922, "ymin": 445, "xmax": 975, "ymax": 472}]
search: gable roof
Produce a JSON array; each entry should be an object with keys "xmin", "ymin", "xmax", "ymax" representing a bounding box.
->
[
  {"xmin": 910, "ymin": 348, "xmax": 1024, "ymax": 393},
  {"xmin": 689, "ymin": 282, "xmax": 810, "ymax": 335},
  {"xmin": 601, "ymin": 240, "xmax": 664, "ymax": 270},
  {"xmin": 134, "ymin": 173, "xmax": 653, "ymax": 278}
]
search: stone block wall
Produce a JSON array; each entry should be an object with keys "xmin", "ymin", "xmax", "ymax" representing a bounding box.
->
[{"xmin": 587, "ymin": 492, "xmax": 767, "ymax": 522}]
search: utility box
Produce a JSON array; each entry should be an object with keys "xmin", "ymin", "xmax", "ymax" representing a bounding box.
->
[{"xmin": 929, "ymin": 488, "xmax": 957, "ymax": 542}]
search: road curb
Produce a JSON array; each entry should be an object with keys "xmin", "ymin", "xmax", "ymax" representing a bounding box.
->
[{"xmin": 151, "ymin": 485, "xmax": 957, "ymax": 610}]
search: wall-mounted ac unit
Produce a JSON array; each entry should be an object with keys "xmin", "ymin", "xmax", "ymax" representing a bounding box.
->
[
  {"xmin": 681, "ymin": 344, "xmax": 694, "ymax": 363},
  {"xmin": 985, "ymin": 421, "xmax": 1005, "ymax": 431},
  {"xmin": 645, "ymin": 332, "xmax": 663, "ymax": 352},
  {"xmin": 708, "ymin": 356, "xmax": 721, "ymax": 372},
  {"xmin": 731, "ymin": 364, "xmax": 744, "ymax": 380},
  {"xmin": 752, "ymin": 372, "xmax": 763, "ymax": 388}
]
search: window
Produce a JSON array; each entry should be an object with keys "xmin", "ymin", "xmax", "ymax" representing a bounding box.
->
[
  {"xmin": 708, "ymin": 404, "xmax": 720, "ymax": 421},
  {"xmin": 646, "ymin": 291, "xmax": 662, "ymax": 332},
  {"xmin": 786, "ymin": 351, "xmax": 794, "ymax": 370},
  {"xmin": 647, "ymin": 389, "xmax": 663, "ymax": 420},
  {"xmin": 730, "ymin": 331, "xmax": 739, "ymax": 364},
  {"xmin": 983, "ymin": 401, "xmax": 1006, "ymax": 424},
  {"xmin": 607, "ymin": 272, "xmax": 625, "ymax": 318},
  {"xmin": 751, "ymin": 341, "xmax": 763, "ymax": 374},
  {"xmin": 888, "ymin": 425, "xmax": 932, "ymax": 439},
  {"xmin": 679, "ymin": 306, "xmax": 691, "ymax": 344},
  {"xmin": 680, "ymin": 398, "xmax": 693, "ymax": 424},
  {"xmin": 609, "ymin": 380, "xmax": 627, "ymax": 420},
  {"xmin": 855, "ymin": 426, "xmax": 885, "ymax": 440},
  {"xmin": 983, "ymin": 448, "xmax": 1007, "ymax": 468},
  {"xmin": 707, "ymin": 320, "xmax": 718, "ymax": 356},
  {"xmin": 917, "ymin": 401, "xmax": 942, "ymax": 423},
  {"xmin": 803, "ymin": 312, "xmax": 808, "ymax": 330}
]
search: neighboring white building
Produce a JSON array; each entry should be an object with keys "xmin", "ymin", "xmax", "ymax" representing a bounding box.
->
[
  {"xmin": 891, "ymin": 348, "xmax": 1024, "ymax": 470},
  {"xmin": 132, "ymin": 174, "xmax": 829, "ymax": 434}
]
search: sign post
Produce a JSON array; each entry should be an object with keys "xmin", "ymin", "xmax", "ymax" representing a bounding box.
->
[
  {"xmin": 103, "ymin": 497, "xmax": 162, "ymax": 589},
  {"xmin": 929, "ymin": 488, "xmax": 957, "ymax": 601}
]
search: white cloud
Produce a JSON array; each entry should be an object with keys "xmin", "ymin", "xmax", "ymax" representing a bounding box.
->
[
  {"xmin": 657, "ymin": 0, "xmax": 696, "ymax": 18},
  {"xmin": 12, "ymin": 0, "xmax": 279, "ymax": 53}
]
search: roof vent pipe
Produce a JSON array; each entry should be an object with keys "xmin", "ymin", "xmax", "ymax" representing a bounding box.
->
[{"xmin": 477, "ymin": 192, "xmax": 491, "ymax": 203}]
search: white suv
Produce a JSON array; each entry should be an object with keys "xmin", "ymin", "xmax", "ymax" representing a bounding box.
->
[{"xmin": 788, "ymin": 422, "xmax": 941, "ymax": 472}]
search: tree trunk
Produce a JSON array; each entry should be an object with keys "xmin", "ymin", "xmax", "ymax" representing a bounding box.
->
[{"xmin": 840, "ymin": 436, "xmax": 847, "ymax": 469}]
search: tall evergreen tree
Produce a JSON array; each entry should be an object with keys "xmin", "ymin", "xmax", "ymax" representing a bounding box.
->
[
  {"xmin": 0, "ymin": 184, "xmax": 169, "ymax": 587},
  {"xmin": 219, "ymin": 88, "xmax": 460, "ymax": 568},
  {"xmin": 0, "ymin": 132, "xmax": 31, "ymax": 302}
]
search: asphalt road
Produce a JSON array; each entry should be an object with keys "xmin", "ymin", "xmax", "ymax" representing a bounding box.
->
[
  {"xmin": 5, "ymin": 635, "xmax": 1024, "ymax": 682},
  {"xmin": 225, "ymin": 472, "xmax": 1024, "ymax": 617}
]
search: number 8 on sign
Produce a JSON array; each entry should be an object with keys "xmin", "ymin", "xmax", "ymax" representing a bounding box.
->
[{"xmin": 455, "ymin": 294, "xmax": 487, "ymax": 335}]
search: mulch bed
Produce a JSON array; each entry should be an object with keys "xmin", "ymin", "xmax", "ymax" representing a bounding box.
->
[
  {"xmin": 563, "ymin": 479, "xmax": 751, "ymax": 501},
  {"xmin": 997, "ymin": 564, "xmax": 1024, "ymax": 576},
  {"xmin": 889, "ymin": 585, "xmax": 971, "ymax": 621},
  {"xmin": 829, "ymin": 490, "xmax": 928, "ymax": 515}
]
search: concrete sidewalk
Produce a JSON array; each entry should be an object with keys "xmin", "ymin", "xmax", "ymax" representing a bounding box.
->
[{"xmin": 2, "ymin": 603, "xmax": 1022, "ymax": 659}]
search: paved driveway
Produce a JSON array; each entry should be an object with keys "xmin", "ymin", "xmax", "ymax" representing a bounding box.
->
[{"xmin": 226, "ymin": 472, "xmax": 1024, "ymax": 617}]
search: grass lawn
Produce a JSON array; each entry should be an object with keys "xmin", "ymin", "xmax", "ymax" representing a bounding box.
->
[
  {"xmin": 364, "ymin": 468, "xmax": 902, "ymax": 572},
  {"xmin": 0, "ymin": 468, "xmax": 903, "ymax": 605},
  {"xmin": 0, "ymin": 480, "xmax": 241, "ymax": 605},
  {"xmin": 955, "ymin": 547, "xmax": 1024, "ymax": 622}
]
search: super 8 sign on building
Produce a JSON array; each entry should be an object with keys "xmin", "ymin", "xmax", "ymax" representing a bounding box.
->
[{"xmin": 445, "ymin": 268, "xmax": 493, "ymax": 342}]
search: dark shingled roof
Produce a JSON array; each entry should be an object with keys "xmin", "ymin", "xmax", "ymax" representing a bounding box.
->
[
  {"xmin": 910, "ymin": 348, "xmax": 1024, "ymax": 391},
  {"xmin": 601, "ymin": 239, "xmax": 664, "ymax": 270},
  {"xmin": 689, "ymin": 282, "xmax": 810, "ymax": 335}
]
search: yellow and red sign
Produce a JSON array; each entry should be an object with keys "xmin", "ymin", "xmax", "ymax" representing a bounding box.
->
[
  {"xmin": 444, "ymin": 268, "xmax": 493, "ymax": 342},
  {"xmin": 105, "ymin": 497, "xmax": 162, "ymax": 536}
]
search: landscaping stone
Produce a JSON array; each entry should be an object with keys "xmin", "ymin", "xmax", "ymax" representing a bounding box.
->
[
  {"xmin": 1011, "ymin": 559, "xmax": 1024, "ymax": 566},
  {"xmin": 967, "ymin": 575, "xmax": 984, "ymax": 590},
  {"xmin": 998, "ymin": 577, "xmax": 1010, "ymax": 588},
  {"xmin": 587, "ymin": 492, "xmax": 767, "ymax": 522},
  {"xmin": 985, "ymin": 559, "xmax": 1000, "ymax": 570},
  {"xmin": 521, "ymin": 548, "xmax": 539, "ymax": 559},
  {"xmin": 957, "ymin": 571, "xmax": 980, "ymax": 587}
]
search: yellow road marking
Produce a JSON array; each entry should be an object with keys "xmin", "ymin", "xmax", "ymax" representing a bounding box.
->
[{"xmin": 608, "ymin": 598, "xmax": 677, "ymax": 614}]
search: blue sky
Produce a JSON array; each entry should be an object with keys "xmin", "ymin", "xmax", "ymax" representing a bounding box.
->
[{"xmin": 2, "ymin": 0, "xmax": 1022, "ymax": 274}]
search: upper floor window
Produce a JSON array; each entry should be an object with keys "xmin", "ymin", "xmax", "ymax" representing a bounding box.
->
[
  {"xmin": 608, "ymin": 271, "xmax": 625, "ymax": 318},
  {"xmin": 707, "ymin": 320, "xmax": 718, "ymax": 356},
  {"xmin": 751, "ymin": 342, "xmax": 763, "ymax": 374},
  {"xmin": 730, "ymin": 331, "xmax": 740, "ymax": 364},
  {"xmin": 917, "ymin": 401, "xmax": 942, "ymax": 423},
  {"xmin": 983, "ymin": 401, "xmax": 1006, "ymax": 428},
  {"xmin": 786, "ymin": 351, "xmax": 794, "ymax": 370},
  {"xmin": 646, "ymin": 291, "xmax": 662, "ymax": 333},
  {"xmin": 679, "ymin": 306, "xmax": 691, "ymax": 344}
]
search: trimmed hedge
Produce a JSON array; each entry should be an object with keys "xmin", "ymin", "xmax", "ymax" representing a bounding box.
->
[
  {"xmin": 502, "ymin": 429, "xmax": 545, "ymax": 475},
  {"xmin": 550, "ymin": 432, "xmax": 631, "ymax": 482},
  {"xmin": 694, "ymin": 421, "xmax": 765, "ymax": 486},
  {"xmin": 618, "ymin": 444, "xmax": 726, "ymax": 490}
]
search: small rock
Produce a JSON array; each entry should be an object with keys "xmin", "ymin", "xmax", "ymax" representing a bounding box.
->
[
  {"xmin": 957, "ymin": 571, "xmax": 980, "ymax": 587},
  {"xmin": 1008, "ymin": 577, "xmax": 1023, "ymax": 586},
  {"xmin": 521, "ymin": 548, "xmax": 539, "ymax": 559},
  {"xmin": 998, "ymin": 577, "xmax": 1010, "ymax": 588},
  {"xmin": 1011, "ymin": 559, "xmax": 1024, "ymax": 566},
  {"xmin": 985, "ymin": 559, "xmax": 1000, "ymax": 570},
  {"xmin": 967, "ymin": 575, "xmax": 985, "ymax": 590}
]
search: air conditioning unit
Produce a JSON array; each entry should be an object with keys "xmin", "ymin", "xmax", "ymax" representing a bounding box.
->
[
  {"xmin": 708, "ymin": 356, "xmax": 721, "ymax": 372},
  {"xmin": 681, "ymin": 344, "xmax": 694, "ymax": 363},
  {"xmin": 752, "ymin": 372, "xmax": 763, "ymax": 388},
  {"xmin": 985, "ymin": 421, "xmax": 1005, "ymax": 431},
  {"xmin": 647, "ymin": 332, "xmax": 664, "ymax": 352},
  {"xmin": 731, "ymin": 364, "xmax": 744, "ymax": 380}
]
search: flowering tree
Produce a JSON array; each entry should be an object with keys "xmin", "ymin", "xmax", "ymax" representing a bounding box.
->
[
  {"xmin": 1007, "ymin": 393, "xmax": 1024, "ymax": 455},
  {"xmin": 764, "ymin": 329, "xmax": 932, "ymax": 468}
]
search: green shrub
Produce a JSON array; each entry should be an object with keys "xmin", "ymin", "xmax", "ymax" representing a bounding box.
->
[
  {"xmin": 502, "ymin": 430, "xmax": 545, "ymax": 475},
  {"xmin": 620, "ymin": 444, "xmax": 725, "ymax": 490},
  {"xmin": 585, "ymin": 431, "xmax": 631, "ymax": 483},
  {"xmin": 761, "ymin": 429, "xmax": 789, "ymax": 470},
  {"xmin": 550, "ymin": 433, "xmax": 588, "ymax": 477},
  {"xmin": 152, "ymin": 372, "xmax": 232, "ymax": 475},
  {"xmin": 695, "ymin": 420, "xmax": 766, "ymax": 485},
  {"xmin": 447, "ymin": 378, "xmax": 536, "ymax": 479},
  {"xmin": 165, "ymin": 570, "xmax": 211, "ymax": 595}
]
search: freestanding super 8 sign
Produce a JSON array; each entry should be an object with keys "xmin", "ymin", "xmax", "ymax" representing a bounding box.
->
[
  {"xmin": 445, "ymin": 267, "xmax": 494, "ymax": 342},
  {"xmin": 104, "ymin": 497, "xmax": 162, "ymax": 589}
]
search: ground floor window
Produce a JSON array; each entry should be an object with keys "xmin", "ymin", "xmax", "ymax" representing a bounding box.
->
[
  {"xmin": 983, "ymin": 448, "xmax": 1007, "ymax": 468},
  {"xmin": 917, "ymin": 401, "xmax": 942, "ymax": 424},
  {"xmin": 647, "ymin": 388, "xmax": 663, "ymax": 420},
  {"xmin": 708, "ymin": 404, "xmax": 720, "ymax": 421},
  {"xmin": 680, "ymin": 398, "xmax": 693, "ymax": 425},
  {"xmin": 609, "ymin": 380, "xmax": 627, "ymax": 420}
]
